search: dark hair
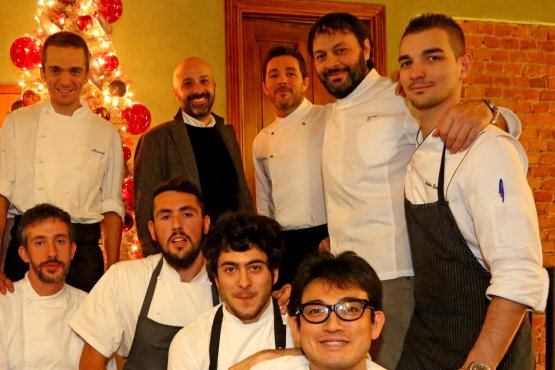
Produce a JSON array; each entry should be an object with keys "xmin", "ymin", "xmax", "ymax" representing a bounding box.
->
[
  {"xmin": 18, "ymin": 203, "xmax": 73, "ymax": 248},
  {"xmin": 308, "ymin": 12, "xmax": 374, "ymax": 70},
  {"xmin": 402, "ymin": 13, "xmax": 466, "ymax": 57},
  {"xmin": 41, "ymin": 31, "xmax": 91, "ymax": 71},
  {"xmin": 262, "ymin": 46, "xmax": 308, "ymax": 79},
  {"xmin": 202, "ymin": 211, "xmax": 284, "ymax": 283},
  {"xmin": 150, "ymin": 177, "xmax": 206, "ymax": 220},
  {"xmin": 288, "ymin": 251, "xmax": 383, "ymax": 318}
]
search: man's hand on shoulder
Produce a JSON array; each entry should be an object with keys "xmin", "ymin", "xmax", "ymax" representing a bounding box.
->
[{"xmin": 0, "ymin": 271, "xmax": 14, "ymax": 294}]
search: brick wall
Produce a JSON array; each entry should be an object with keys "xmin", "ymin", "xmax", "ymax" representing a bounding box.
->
[{"xmin": 459, "ymin": 19, "xmax": 555, "ymax": 369}]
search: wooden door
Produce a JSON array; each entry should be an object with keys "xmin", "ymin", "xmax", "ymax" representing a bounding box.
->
[{"xmin": 225, "ymin": 0, "xmax": 386, "ymax": 196}]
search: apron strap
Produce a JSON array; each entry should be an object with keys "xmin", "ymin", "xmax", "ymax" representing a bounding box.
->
[
  {"xmin": 208, "ymin": 299, "xmax": 286, "ymax": 369},
  {"xmin": 138, "ymin": 257, "xmax": 164, "ymax": 318},
  {"xmin": 211, "ymin": 283, "xmax": 219, "ymax": 306},
  {"xmin": 272, "ymin": 298, "xmax": 286, "ymax": 349},
  {"xmin": 208, "ymin": 305, "xmax": 224, "ymax": 370},
  {"xmin": 437, "ymin": 144, "xmax": 447, "ymax": 203}
]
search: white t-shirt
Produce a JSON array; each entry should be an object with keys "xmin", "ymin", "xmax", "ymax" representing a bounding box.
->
[
  {"xmin": 253, "ymin": 98, "xmax": 330, "ymax": 230},
  {"xmin": 0, "ymin": 100, "xmax": 124, "ymax": 222},
  {"xmin": 69, "ymin": 254, "xmax": 214, "ymax": 358},
  {"xmin": 168, "ymin": 300, "xmax": 293, "ymax": 370},
  {"xmin": 251, "ymin": 354, "xmax": 386, "ymax": 370},
  {"xmin": 405, "ymin": 126, "xmax": 548, "ymax": 311},
  {"xmin": 0, "ymin": 275, "xmax": 87, "ymax": 370}
]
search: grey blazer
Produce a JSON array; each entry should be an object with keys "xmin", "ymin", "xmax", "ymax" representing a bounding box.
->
[{"xmin": 133, "ymin": 110, "xmax": 253, "ymax": 256}]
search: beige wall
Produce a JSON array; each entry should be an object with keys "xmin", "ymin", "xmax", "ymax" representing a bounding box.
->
[{"xmin": 1, "ymin": 0, "xmax": 553, "ymax": 127}]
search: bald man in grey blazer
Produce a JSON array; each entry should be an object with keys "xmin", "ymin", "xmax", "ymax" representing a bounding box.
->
[{"xmin": 134, "ymin": 57, "xmax": 252, "ymax": 256}]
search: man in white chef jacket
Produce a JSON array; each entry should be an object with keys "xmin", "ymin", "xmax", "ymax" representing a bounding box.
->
[
  {"xmin": 0, "ymin": 31, "xmax": 124, "ymax": 293},
  {"xmin": 253, "ymin": 46, "xmax": 330, "ymax": 288},
  {"xmin": 0, "ymin": 203, "xmax": 105, "ymax": 370}
]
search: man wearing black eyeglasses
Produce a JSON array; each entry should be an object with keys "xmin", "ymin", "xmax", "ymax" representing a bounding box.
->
[{"xmin": 250, "ymin": 251, "xmax": 386, "ymax": 370}]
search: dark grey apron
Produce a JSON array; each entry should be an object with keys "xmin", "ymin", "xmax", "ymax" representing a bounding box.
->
[
  {"xmin": 397, "ymin": 145, "xmax": 533, "ymax": 370},
  {"xmin": 208, "ymin": 298, "xmax": 286, "ymax": 370},
  {"xmin": 124, "ymin": 258, "xmax": 219, "ymax": 370}
]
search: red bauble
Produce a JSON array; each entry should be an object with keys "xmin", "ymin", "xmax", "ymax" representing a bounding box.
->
[
  {"xmin": 123, "ymin": 212, "xmax": 134, "ymax": 232},
  {"xmin": 103, "ymin": 54, "xmax": 119, "ymax": 72},
  {"xmin": 97, "ymin": 0, "xmax": 123, "ymax": 23},
  {"xmin": 122, "ymin": 145, "xmax": 132, "ymax": 162},
  {"xmin": 109, "ymin": 79, "xmax": 127, "ymax": 97},
  {"xmin": 77, "ymin": 15, "xmax": 94, "ymax": 30},
  {"xmin": 58, "ymin": 0, "xmax": 77, "ymax": 4},
  {"xmin": 10, "ymin": 36, "xmax": 42, "ymax": 70},
  {"xmin": 122, "ymin": 177, "xmax": 134, "ymax": 209},
  {"xmin": 93, "ymin": 106, "xmax": 111, "ymax": 121},
  {"xmin": 22, "ymin": 90, "xmax": 41, "ymax": 106},
  {"xmin": 122, "ymin": 104, "xmax": 151, "ymax": 135}
]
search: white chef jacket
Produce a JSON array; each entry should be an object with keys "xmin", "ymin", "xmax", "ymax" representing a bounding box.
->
[
  {"xmin": 0, "ymin": 274, "xmax": 87, "ymax": 370},
  {"xmin": 253, "ymin": 99, "xmax": 330, "ymax": 230},
  {"xmin": 405, "ymin": 126, "xmax": 548, "ymax": 311},
  {"xmin": 251, "ymin": 355, "xmax": 386, "ymax": 370},
  {"xmin": 69, "ymin": 254, "xmax": 214, "ymax": 358},
  {"xmin": 168, "ymin": 300, "xmax": 293, "ymax": 370},
  {"xmin": 0, "ymin": 100, "xmax": 124, "ymax": 222},
  {"xmin": 322, "ymin": 69, "xmax": 522, "ymax": 281}
]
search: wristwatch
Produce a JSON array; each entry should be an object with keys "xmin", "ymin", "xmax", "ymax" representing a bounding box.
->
[
  {"xmin": 461, "ymin": 361, "xmax": 492, "ymax": 370},
  {"xmin": 483, "ymin": 99, "xmax": 500, "ymax": 126}
]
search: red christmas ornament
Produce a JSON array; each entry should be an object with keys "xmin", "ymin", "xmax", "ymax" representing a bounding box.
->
[
  {"xmin": 93, "ymin": 106, "xmax": 111, "ymax": 121},
  {"xmin": 97, "ymin": 0, "xmax": 123, "ymax": 23},
  {"xmin": 109, "ymin": 79, "xmax": 127, "ymax": 97},
  {"xmin": 122, "ymin": 176, "xmax": 134, "ymax": 209},
  {"xmin": 77, "ymin": 15, "xmax": 94, "ymax": 30},
  {"xmin": 58, "ymin": 0, "xmax": 77, "ymax": 4},
  {"xmin": 103, "ymin": 54, "xmax": 119, "ymax": 72},
  {"xmin": 123, "ymin": 212, "xmax": 134, "ymax": 232},
  {"xmin": 122, "ymin": 104, "xmax": 151, "ymax": 135},
  {"xmin": 22, "ymin": 90, "xmax": 41, "ymax": 106},
  {"xmin": 10, "ymin": 36, "xmax": 42, "ymax": 70},
  {"xmin": 122, "ymin": 145, "xmax": 132, "ymax": 162}
]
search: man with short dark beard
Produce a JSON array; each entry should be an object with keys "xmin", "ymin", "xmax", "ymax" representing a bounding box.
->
[
  {"xmin": 70, "ymin": 177, "xmax": 219, "ymax": 370},
  {"xmin": 134, "ymin": 57, "xmax": 252, "ymax": 256},
  {"xmin": 0, "ymin": 203, "xmax": 95, "ymax": 369}
]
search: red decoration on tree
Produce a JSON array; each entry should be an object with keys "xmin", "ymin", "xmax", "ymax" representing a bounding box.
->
[
  {"xmin": 122, "ymin": 145, "xmax": 132, "ymax": 162},
  {"xmin": 97, "ymin": 0, "xmax": 123, "ymax": 23},
  {"xmin": 22, "ymin": 90, "xmax": 41, "ymax": 106},
  {"xmin": 58, "ymin": 0, "xmax": 77, "ymax": 4},
  {"xmin": 10, "ymin": 36, "xmax": 42, "ymax": 70},
  {"xmin": 77, "ymin": 15, "xmax": 94, "ymax": 30},
  {"xmin": 103, "ymin": 54, "xmax": 119, "ymax": 72},
  {"xmin": 123, "ymin": 212, "xmax": 134, "ymax": 232},
  {"xmin": 109, "ymin": 79, "xmax": 127, "ymax": 97},
  {"xmin": 122, "ymin": 176, "xmax": 134, "ymax": 209},
  {"xmin": 93, "ymin": 106, "xmax": 111, "ymax": 121},
  {"xmin": 122, "ymin": 103, "xmax": 151, "ymax": 135}
]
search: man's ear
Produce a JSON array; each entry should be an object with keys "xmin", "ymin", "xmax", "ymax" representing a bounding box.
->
[
  {"xmin": 301, "ymin": 77, "xmax": 309, "ymax": 93},
  {"xmin": 363, "ymin": 39, "xmax": 371, "ymax": 62},
  {"xmin": 272, "ymin": 268, "xmax": 279, "ymax": 284},
  {"xmin": 148, "ymin": 220, "xmax": 157, "ymax": 242},
  {"xmin": 202, "ymin": 215, "xmax": 210, "ymax": 235},
  {"xmin": 459, "ymin": 52, "xmax": 473, "ymax": 80},
  {"xmin": 18, "ymin": 245, "xmax": 30, "ymax": 264},
  {"xmin": 370, "ymin": 310, "xmax": 386, "ymax": 340},
  {"xmin": 70, "ymin": 242, "xmax": 77, "ymax": 260},
  {"xmin": 291, "ymin": 315, "xmax": 301, "ymax": 344}
]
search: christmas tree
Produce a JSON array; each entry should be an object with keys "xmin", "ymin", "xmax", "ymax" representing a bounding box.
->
[{"xmin": 9, "ymin": 0, "xmax": 148, "ymax": 260}]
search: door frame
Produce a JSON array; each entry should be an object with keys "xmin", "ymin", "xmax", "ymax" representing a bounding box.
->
[{"xmin": 225, "ymin": 0, "xmax": 386, "ymax": 150}]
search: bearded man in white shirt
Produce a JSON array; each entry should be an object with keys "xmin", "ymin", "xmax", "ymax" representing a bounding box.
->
[
  {"xmin": 397, "ymin": 13, "xmax": 546, "ymax": 370},
  {"xmin": 0, "ymin": 203, "xmax": 89, "ymax": 370},
  {"xmin": 253, "ymin": 46, "xmax": 330, "ymax": 288},
  {"xmin": 307, "ymin": 12, "xmax": 522, "ymax": 369},
  {"xmin": 168, "ymin": 212, "xmax": 294, "ymax": 370},
  {"xmin": 0, "ymin": 31, "xmax": 124, "ymax": 293}
]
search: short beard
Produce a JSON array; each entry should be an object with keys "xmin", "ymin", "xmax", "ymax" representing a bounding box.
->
[
  {"xmin": 183, "ymin": 92, "xmax": 215, "ymax": 120},
  {"xmin": 319, "ymin": 51, "xmax": 368, "ymax": 99},
  {"xmin": 31, "ymin": 259, "xmax": 69, "ymax": 284},
  {"xmin": 161, "ymin": 243, "xmax": 202, "ymax": 270}
]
